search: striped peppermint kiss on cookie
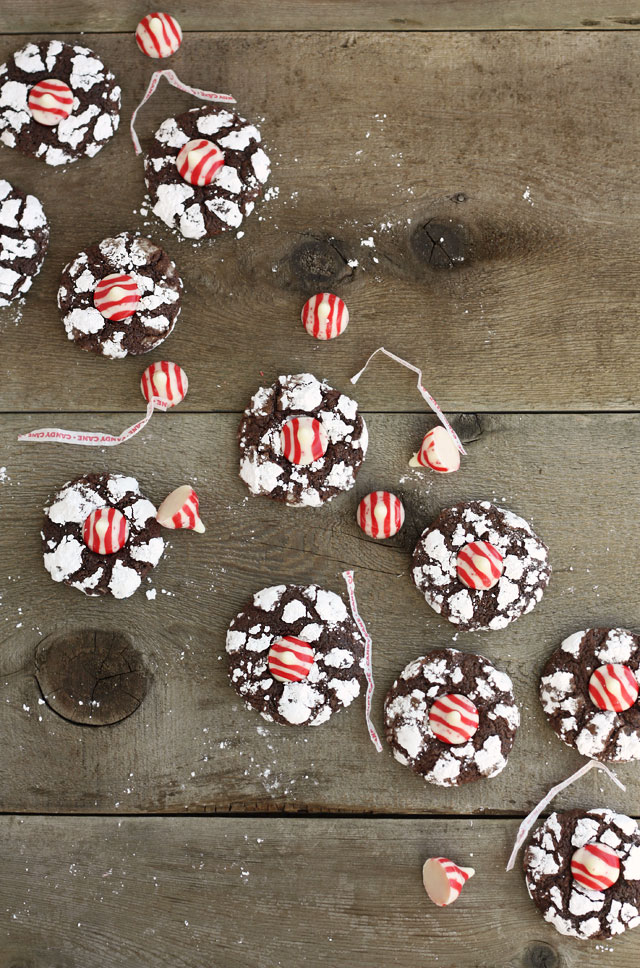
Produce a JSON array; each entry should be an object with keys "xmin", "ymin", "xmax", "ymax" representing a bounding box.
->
[
  {"xmin": 28, "ymin": 79, "xmax": 74, "ymax": 126},
  {"xmin": 83, "ymin": 508, "xmax": 129, "ymax": 555},
  {"xmin": 280, "ymin": 416, "xmax": 328, "ymax": 466},
  {"xmin": 357, "ymin": 491, "xmax": 405, "ymax": 539},
  {"xmin": 589, "ymin": 663, "xmax": 639, "ymax": 712},
  {"xmin": 301, "ymin": 293, "xmax": 349, "ymax": 340},
  {"xmin": 410, "ymin": 426, "xmax": 460, "ymax": 473},
  {"xmin": 456, "ymin": 541, "xmax": 503, "ymax": 590},
  {"xmin": 429, "ymin": 693, "xmax": 480, "ymax": 745},
  {"xmin": 423, "ymin": 858, "xmax": 475, "ymax": 906},
  {"xmin": 268, "ymin": 636, "xmax": 315, "ymax": 683},
  {"xmin": 156, "ymin": 485, "xmax": 205, "ymax": 533},
  {"xmin": 141, "ymin": 361, "xmax": 188, "ymax": 408},
  {"xmin": 571, "ymin": 843, "xmax": 620, "ymax": 891},
  {"xmin": 176, "ymin": 139, "xmax": 225, "ymax": 187},
  {"xmin": 94, "ymin": 274, "xmax": 141, "ymax": 321},
  {"xmin": 135, "ymin": 12, "xmax": 182, "ymax": 58}
]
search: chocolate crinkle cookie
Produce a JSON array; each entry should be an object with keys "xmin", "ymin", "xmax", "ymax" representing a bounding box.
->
[
  {"xmin": 144, "ymin": 105, "xmax": 270, "ymax": 239},
  {"xmin": 540, "ymin": 628, "xmax": 640, "ymax": 762},
  {"xmin": 226, "ymin": 583, "xmax": 365, "ymax": 726},
  {"xmin": 238, "ymin": 373, "xmax": 368, "ymax": 507},
  {"xmin": 0, "ymin": 179, "xmax": 49, "ymax": 306},
  {"xmin": 58, "ymin": 232, "xmax": 183, "ymax": 358},
  {"xmin": 384, "ymin": 648, "xmax": 519, "ymax": 787},
  {"xmin": 525, "ymin": 808, "xmax": 640, "ymax": 940},
  {"xmin": 412, "ymin": 501, "xmax": 551, "ymax": 632},
  {"xmin": 0, "ymin": 41, "xmax": 120, "ymax": 166},
  {"xmin": 42, "ymin": 473, "xmax": 165, "ymax": 599}
]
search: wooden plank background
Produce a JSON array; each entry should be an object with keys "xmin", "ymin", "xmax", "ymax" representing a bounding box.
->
[{"xmin": 0, "ymin": 8, "xmax": 638, "ymax": 967}]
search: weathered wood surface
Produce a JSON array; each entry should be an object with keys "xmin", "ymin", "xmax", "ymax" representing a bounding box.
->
[
  {"xmin": 1, "ymin": 815, "xmax": 638, "ymax": 968},
  {"xmin": 1, "ymin": 411, "xmax": 639, "ymax": 815},
  {"xmin": 0, "ymin": 31, "xmax": 639, "ymax": 413}
]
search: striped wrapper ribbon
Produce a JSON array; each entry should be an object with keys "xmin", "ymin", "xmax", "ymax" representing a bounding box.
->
[
  {"xmin": 342, "ymin": 570, "xmax": 382, "ymax": 752},
  {"xmin": 130, "ymin": 69, "xmax": 236, "ymax": 155},
  {"xmin": 17, "ymin": 397, "xmax": 168, "ymax": 447}
]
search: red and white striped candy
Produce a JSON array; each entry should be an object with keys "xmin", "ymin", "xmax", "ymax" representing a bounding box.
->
[
  {"xmin": 410, "ymin": 426, "xmax": 460, "ymax": 473},
  {"xmin": 357, "ymin": 491, "xmax": 405, "ymax": 539},
  {"xmin": 176, "ymin": 139, "xmax": 225, "ymax": 187},
  {"xmin": 571, "ymin": 843, "xmax": 620, "ymax": 891},
  {"xmin": 141, "ymin": 361, "xmax": 188, "ymax": 408},
  {"xmin": 429, "ymin": 694, "xmax": 480, "ymax": 745},
  {"xmin": 135, "ymin": 12, "xmax": 182, "ymax": 58},
  {"xmin": 94, "ymin": 274, "xmax": 141, "ymax": 322},
  {"xmin": 301, "ymin": 293, "xmax": 349, "ymax": 341},
  {"xmin": 28, "ymin": 79, "xmax": 73, "ymax": 126},
  {"xmin": 83, "ymin": 507, "xmax": 129, "ymax": 555},
  {"xmin": 280, "ymin": 416, "xmax": 328, "ymax": 466},
  {"xmin": 156, "ymin": 485, "xmax": 205, "ymax": 533},
  {"xmin": 422, "ymin": 857, "xmax": 475, "ymax": 907},
  {"xmin": 456, "ymin": 541, "xmax": 503, "ymax": 591},
  {"xmin": 268, "ymin": 636, "xmax": 315, "ymax": 683},
  {"xmin": 589, "ymin": 663, "xmax": 639, "ymax": 712}
]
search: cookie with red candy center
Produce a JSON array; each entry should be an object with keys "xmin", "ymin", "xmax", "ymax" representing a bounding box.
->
[
  {"xmin": 28, "ymin": 79, "xmax": 73, "ymax": 126},
  {"xmin": 83, "ymin": 507, "xmax": 129, "ymax": 554}
]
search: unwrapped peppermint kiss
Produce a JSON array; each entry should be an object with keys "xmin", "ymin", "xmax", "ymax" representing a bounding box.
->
[
  {"xmin": 280, "ymin": 416, "xmax": 328, "ymax": 466},
  {"xmin": 301, "ymin": 293, "xmax": 349, "ymax": 340},
  {"xmin": 422, "ymin": 857, "xmax": 475, "ymax": 907},
  {"xmin": 410, "ymin": 426, "xmax": 460, "ymax": 474},
  {"xmin": 141, "ymin": 361, "xmax": 188, "ymax": 408},
  {"xmin": 136, "ymin": 12, "xmax": 182, "ymax": 58},
  {"xmin": 589, "ymin": 663, "xmax": 639, "ymax": 712},
  {"xmin": 357, "ymin": 491, "xmax": 405, "ymax": 539},
  {"xmin": 456, "ymin": 541, "xmax": 503, "ymax": 590},
  {"xmin": 28, "ymin": 79, "xmax": 73, "ymax": 126},
  {"xmin": 94, "ymin": 274, "xmax": 141, "ymax": 321},
  {"xmin": 157, "ymin": 485, "xmax": 205, "ymax": 533},
  {"xmin": 268, "ymin": 636, "xmax": 315, "ymax": 683},
  {"xmin": 83, "ymin": 508, "xmax": 129, "ymax": 555},
  {"xmin": 429, "ymin": 694, "xmax": 479, "ymax": 745},
  {"xmin": 176, "ymin": 139, "xmax": 225, "ymax": 187},
  {"xmin": 571, "ymin": 843, "xmax": 620, "ymax": 891}
]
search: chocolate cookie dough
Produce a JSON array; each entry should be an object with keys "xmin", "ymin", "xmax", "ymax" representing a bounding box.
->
[
  {"xmin": 0, "ymin": 179, "xmax": 49, "ymax": 306},
  {"xmin": 0, "ymin": 41, "xmax": 120, "ymax": 166},
  {"xmin": 144, "ymin": 105, "xmax": 270, "ymax": 239},
  {"xmin": 58, "ymin": 232, "xmax": 183, "ymax": 357},
  {"xmin": 384, "ymin": 648, "xmax": 519, "ymax": 787},
  {"xmin": 226, "ymin": 583, "xmax": 365, "ymax": 726},
  {"xmin": 525, "ymin": 809, "xmax": 640, "ymax": 940},
  {"xmin": 412, "ymin": 501, "xmax": 551, "ymax": 632},
  {"xmin": 238, "ymin": 373, "xmax": 368, "ymax": 506},
  {"xmin": 540, "ymin": 629, "xmax": 640, "ymax": 762},
  {"xmin": 42, "ymin": 473, "xmax": 165, "ymax": 599}
]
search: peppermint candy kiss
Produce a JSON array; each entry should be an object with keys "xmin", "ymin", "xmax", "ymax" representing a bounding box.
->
[
  {"xmin": 571, "ymin": 843, "xmax": 620, "ymax": 891},
  {"xmin": 176, "ymin": 139, "xmax": 225, "ymax": 187},
  {"xmin": 94, "ymin": 274, "xmax": 141, "ymax": 321},
  {"xmin": 357, "ymin": 491, "xmax": 405, "ymax": 539},
  {"xmin": 589, "ymin": 663, "xmax": 639, "ymax": 712},
  {"xmin": 136, "ymin": 12, "xmax": 183, "ymax": 58},
  {"xmin": 156, "ymin": 485, "xmax": 205, "ymax": 533},
  {"xmin": 301, "ymin": 293, "xmax": 349, "ymax": 340},
  {"xmin": 456, "ymin": 541, "xmax": 503, "ymax": 590},
  {"xmin": 280, "ymin": 416, "xmax": 328, "ymax": 466},
  {"xmin": 268, "ymin": 636, "xmax": 315, "ymax": 683},
  {"xmin": 83, "ymin": 508, "xmax": 129, "ymax": 555},
  {"xmin": 28, "ymin": 79, "xmax": 73, "ymax": 126},
  {"xmin": 410, "ymin": 426, "xmax": 460, "ymax": 473},
  {"xmin": 141, "ymin": 361, "xmax": 188, "ymax": 408},
  {"xmin": 422, "ymin": 858, "xmax": 475, "ymax": 907},
  {"xmin": 429, "ymin": 694, "xmax": 480, "ymax": 745}
]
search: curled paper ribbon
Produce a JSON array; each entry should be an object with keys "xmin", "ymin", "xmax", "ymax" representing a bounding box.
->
[
  {"xmin": 130, "ymin": 68, "xmax": 236, "ymax": 155},
  {"xmin": 350, "ymin": 347, "xmax": 467, "ymax": 456},
  {"xmin": 17, "ymin": 397, "xmax": 168, "ymax": 446},
  {"xmin": 506, "ymin": 759, "xmax": 626, "ymax": 872},
  {"xmin": 342, "ymin": 570, "xmax": 382, "ymax": 752}
]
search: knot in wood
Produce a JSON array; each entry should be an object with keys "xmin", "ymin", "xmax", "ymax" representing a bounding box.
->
[
  {"xmin": 522, "ymin": 942, "xmax": 560, "ymax": 968},
  {"xmin": 450, "ymin": 413, "xmax": 483, "ymax": 444},
  {"xmin": 289, "ymin": 237, "xmax": 352, "ymax": 289},
  {"xmin": 411, "ymin": 217, "xmax": 469, "ymax": 268},
  {"xmin": 35, "ymin": 629, "xmax": 150, "ymax": 726}
]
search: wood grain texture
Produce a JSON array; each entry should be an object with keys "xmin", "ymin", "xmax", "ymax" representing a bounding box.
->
[
  {"xmin": 0, "ymin": 32, "xmax": 638, "ymax": 413},
  {"xmin": 1, "ymin": 411, "xmax": 639, "ymax": 815},
  {"xmin": 1, "ymin": 815, "xmax": 639, "ymax": 968}
]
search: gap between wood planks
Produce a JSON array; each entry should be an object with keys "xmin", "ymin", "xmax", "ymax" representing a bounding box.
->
[{"xmin": 1, "ymin": 810, "xmax": 638, "ymax": 819}]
